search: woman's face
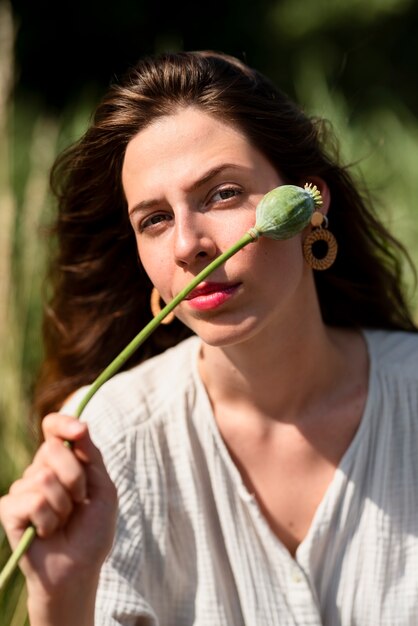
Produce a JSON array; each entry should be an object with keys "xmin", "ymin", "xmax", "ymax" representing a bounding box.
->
[{"xmin": 122, "ymin": 106, "xmax": 314, "ymax": 348}]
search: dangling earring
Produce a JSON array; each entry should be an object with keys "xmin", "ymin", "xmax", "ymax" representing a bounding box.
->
[
  {"xmin": 303, "ymin": 211, "xmax": 338, "ymax": 271},
  {"xmin": 150, "ymin": 287, "xmax": 175, "ymax": 324}
]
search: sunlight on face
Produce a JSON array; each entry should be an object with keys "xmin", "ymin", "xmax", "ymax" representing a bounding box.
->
[
  {"xmin": 123, "ymin": 106, "xmax": 282, "ymax": 270},
  {"xmin": 122, "ymin": 106, "xmax": 311, "ymax": 347}
]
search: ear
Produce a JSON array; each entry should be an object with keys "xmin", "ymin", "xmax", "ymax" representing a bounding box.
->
[{"xmin": 302, "ymin": 177, "xmax": 331, "ymax": 215}]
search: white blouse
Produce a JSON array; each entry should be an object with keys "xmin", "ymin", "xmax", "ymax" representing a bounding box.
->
[{"xmin": 63, "ymin": 330, "xmax": 418, "ymax": 626}]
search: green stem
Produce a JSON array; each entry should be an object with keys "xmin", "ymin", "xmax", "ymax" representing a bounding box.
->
[
  {"xmin": 75, "ymin": 229, "xmax": 256, "ymax": 416},
  {"xmin": 0, "ymin": 525, "xmax": 36, "ymax": 590},
  {"xmin": 0, "ymin": 228, "xmax": 257, "ymax": 591}
]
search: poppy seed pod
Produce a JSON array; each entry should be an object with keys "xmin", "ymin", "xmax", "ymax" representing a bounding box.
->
[{"xmin": 253, "ymin": 183, "xmax": 323, "ymax": 240}]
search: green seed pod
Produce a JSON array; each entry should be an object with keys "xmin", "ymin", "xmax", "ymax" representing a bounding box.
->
[{"xmin": 254, "ymin": 183, "xmax": 323, "ymax": 240}]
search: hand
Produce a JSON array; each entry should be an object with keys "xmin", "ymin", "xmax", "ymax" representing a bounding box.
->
[{"xmin": 0, "ymin": 413, "xmax": 118, "ymax": 600}]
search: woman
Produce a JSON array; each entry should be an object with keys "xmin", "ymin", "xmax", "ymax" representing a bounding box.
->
[{"xmin": 1, "ymin": 50, "xmax": 418, "ymax": 626}]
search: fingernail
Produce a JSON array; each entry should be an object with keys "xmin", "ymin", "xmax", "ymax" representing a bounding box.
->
[{"xmin": 68, "ymin": 421, "xmax": 85, "ymax": 436}]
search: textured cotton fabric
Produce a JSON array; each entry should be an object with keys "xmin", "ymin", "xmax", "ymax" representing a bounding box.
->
[{"xmin": 63, "ymin": 330, "xmax": 418, "ymax": 626}]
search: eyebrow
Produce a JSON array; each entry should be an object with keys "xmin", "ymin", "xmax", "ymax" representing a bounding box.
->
[{"xmin": 128, "ymin": 163, "xmax": 244, "ymax": 218}]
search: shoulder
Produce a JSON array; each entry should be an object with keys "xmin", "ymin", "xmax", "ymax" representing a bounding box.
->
[
  {"xmin": 60, "ymin": 335, "xmax": 201, "ymax": 445},
  {"xmin": 364, "ymin": 329, "xmax": 418, "ymax": 379}
]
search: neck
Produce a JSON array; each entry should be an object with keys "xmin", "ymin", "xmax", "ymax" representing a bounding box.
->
[{"xmin": 198, "ymin": 300, "xmax": 358, "ymax": 427}]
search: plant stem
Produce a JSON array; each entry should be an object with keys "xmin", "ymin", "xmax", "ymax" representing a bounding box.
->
[
  {"xmin": 0, "ymin": 228, "xmax": 257, "ymax": 591},
  {"xmin": 75, "ymin": 229, "xmax": 256, "ymax": 416},
  {"xmin": 0, "ymin": 526, "xmax": 35, "ymax": 590}
]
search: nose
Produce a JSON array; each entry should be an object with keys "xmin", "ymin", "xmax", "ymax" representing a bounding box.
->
[{"xmin": 173, "ymin": 213, "xmax": 217, "ymax": 268}]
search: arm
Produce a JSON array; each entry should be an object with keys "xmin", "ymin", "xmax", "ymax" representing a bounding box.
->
[{"xmin": 0, "ymin": 414, "xmax": 118, "ymax": 626}]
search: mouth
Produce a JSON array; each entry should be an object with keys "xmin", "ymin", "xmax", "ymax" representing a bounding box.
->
[{"xmin": 184, "ymin": 281, "xmax": 241, "ymax": 311}]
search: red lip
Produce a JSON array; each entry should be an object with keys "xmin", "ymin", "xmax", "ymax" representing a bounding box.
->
[
  {"xmin": 185, "ymin": 282, "xmax": 239, "ymax": 300},
  {"xmin": 184, "ymin": 281, "xmax": 241, "ymax": 311}
]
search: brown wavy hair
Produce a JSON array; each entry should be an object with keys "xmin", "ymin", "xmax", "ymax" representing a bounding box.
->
[{"xmin": 33, "ymin": 50, "xmax": 417, "ymax": 431}]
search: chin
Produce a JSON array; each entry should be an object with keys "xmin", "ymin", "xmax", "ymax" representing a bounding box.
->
[{"xmin": 190, "ymin": 316, "xmax": 261, "ymax": 349}]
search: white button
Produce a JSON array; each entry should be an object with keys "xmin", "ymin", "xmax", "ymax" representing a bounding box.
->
[{"xmin": 292, "ymin": 569, "xmax": 303, "ymax": 583}]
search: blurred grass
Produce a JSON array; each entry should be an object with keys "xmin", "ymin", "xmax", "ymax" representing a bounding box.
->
[
  {"xmin": 0, "ymin": 2, "xmax": 30, "ymax": 622},
  {"xmin": 1, "ymin": 1, "xmax": 418, "ymax": 623},
  {"xmin": 294, "ymin": 53, "xmax": 418, "ymax": 311},
  {"xmin": 0, "ymin": 3, "xmax": 91, "ymax": 622}
]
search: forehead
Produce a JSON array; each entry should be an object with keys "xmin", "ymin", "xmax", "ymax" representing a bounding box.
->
[
  {"xmin": 125, "ymin": 106, "xmax": 250, "ymax": 156},
  {"xmin": 122, "ymin": 107, "xmax": 260, "ymax": 192}
]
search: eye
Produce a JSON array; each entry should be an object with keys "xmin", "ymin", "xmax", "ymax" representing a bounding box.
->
[
  {"xmin": 210, "ymin": 186, "xmax": 242, "ymax": 203},
  {"xmin": 139, "ymin": 212, "xmax": 172, "ymax": 232}
]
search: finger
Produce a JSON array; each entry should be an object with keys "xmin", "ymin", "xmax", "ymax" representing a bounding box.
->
[
  {"xmin": 41, "ymin": 413, "xmax": 115, "ymax": 503},
  {"xmin": 42, "ymin": 413, "xmax": 87, "ymax": 443},
  {"xmin": 0, "ymin": 491, "xmax": 61, "ymax": 541},
  {"xmin": 9, "ymin": 467, "xmax": 74, "ymax": 523},
  {"xmin": 32, "ymin": 437, "xmax": 87, "ymax": 504},
  {"xmin": 41, "ymin": 413, "xmax": 103, "ymax": 470},
  {"xmin": 71, "ymin": 435, "xmax": 118, "ymax": 507}
]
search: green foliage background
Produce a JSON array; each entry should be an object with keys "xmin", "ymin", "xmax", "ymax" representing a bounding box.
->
[{"xmin": 1, "ymin": 0, "xmax": 418, "ymax": 622}]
